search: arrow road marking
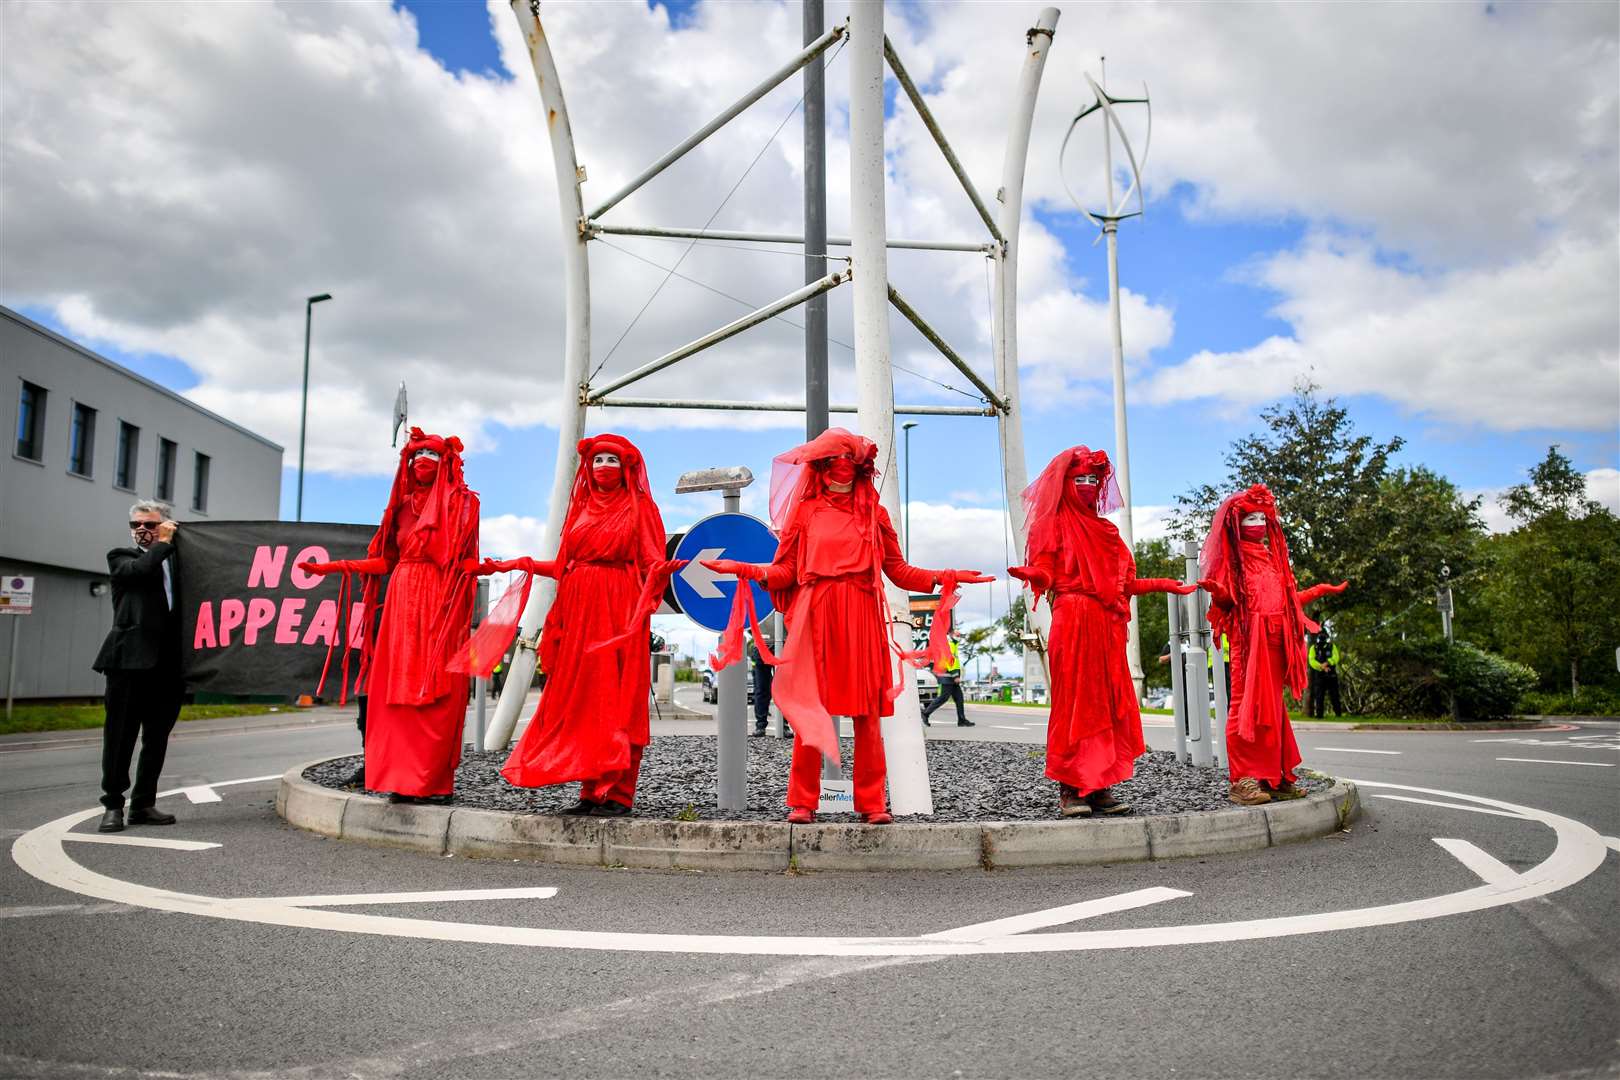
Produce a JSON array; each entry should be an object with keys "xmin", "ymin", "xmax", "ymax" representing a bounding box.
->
[
  {"xmin": 63, "ymin": 834, "xmax": 220, "ymax": 851},
  {"xmin": 678, "ymin": 548, "xmax": 730, "ymax": 600},
  {"xmin": 925, "ymin": 887, "xmax": 1192, "ymax": 942},
  {"xmin": 181, "ymin": 786, "xmax": 223, "ymax": 804},
  {"xmin": 262, "ymin": 887, "xmax": 559, "ymax": 908},
  {"xmin": 1433, "ymin": 838, "xmax": 1520, "ymax": 888}
]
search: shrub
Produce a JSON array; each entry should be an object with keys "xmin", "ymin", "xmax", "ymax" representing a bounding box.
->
[
  {"xmin": 1351, "ymin": 638, "xmax": 1536, "ymax": 720},
  {"xmin": 1516, "ymin": 687, "xmax": 1620, "ymax": 717}
]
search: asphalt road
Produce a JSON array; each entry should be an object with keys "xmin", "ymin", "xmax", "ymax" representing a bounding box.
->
[{"xmin": 2, "ymin": 696, "xmax": 1616, "ymax": 1080}]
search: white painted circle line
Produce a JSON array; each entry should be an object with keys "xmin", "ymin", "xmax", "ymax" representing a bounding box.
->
[{"xmin": 8, "ymin": 779, "xmax": 1609, "ymax": 957}]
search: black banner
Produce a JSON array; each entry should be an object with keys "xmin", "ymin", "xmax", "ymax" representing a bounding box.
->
[{"xmin": 176, "ymin": 520, "xmax": 377, "ymax": 696}]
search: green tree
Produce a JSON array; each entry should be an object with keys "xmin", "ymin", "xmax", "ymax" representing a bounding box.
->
[
  {"xmin": 1133, "ymin": 537, "xmax": 1181, "ymax": 689},
  {"xmin": 997, "ymin": 594, "xmax": 1028, "ymax": 656},
  {"xmin": 1479, "ymin": 447, "xmax": 1620, "ymax": 697},
  {"xmin": 1166, "ymin": 381, "xmax": 1403, "ymax": 596}
]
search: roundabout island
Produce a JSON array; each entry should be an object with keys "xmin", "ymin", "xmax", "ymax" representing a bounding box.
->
[{"xmin": 279, "ymin": 737, "xmax": 1360, "ymax": 872}]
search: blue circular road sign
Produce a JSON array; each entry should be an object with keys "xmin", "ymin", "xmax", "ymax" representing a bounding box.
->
[{"xmin": 670, "ymin": 512, "xmax": 778, "ymax": 632}]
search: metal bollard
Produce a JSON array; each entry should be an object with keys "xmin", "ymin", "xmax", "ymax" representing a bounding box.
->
[{"xmin": 1167, "ymin": 589, "xmax": 1188, "ymax": 764}]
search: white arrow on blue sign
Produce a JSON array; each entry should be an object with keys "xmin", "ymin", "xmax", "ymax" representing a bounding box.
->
[{"xmin": 671, "ymin": 512, "xmax": 778, "ymax": 632}]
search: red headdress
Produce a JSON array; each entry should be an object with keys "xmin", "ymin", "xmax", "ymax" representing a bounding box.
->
[
  {"xmin": 569, "ymin": 433, "xmax": 670, "ymax": 657},
  {"xmin": 768, "ymin": 427, "xmax": 881, "ymax": 534},
  {"xmin": 1019, "ymin": 445, "xmax": 1130, "ymax": 616}
]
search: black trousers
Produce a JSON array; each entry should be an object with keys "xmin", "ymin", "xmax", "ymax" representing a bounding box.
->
[
  {"xmin": 100, "ymin": 665, "xmax": 183, "ymax": 811},
  {"xmin": 1310, "ymin": 670, "xmax": 1343, "ymax": 718},
  {"xmin": 752, "ymin": 660, "xmax": 773, "ymax": 728},
  {"xmin": 922, "ymin": 674, "xmax": 967, "ymax": 723}
]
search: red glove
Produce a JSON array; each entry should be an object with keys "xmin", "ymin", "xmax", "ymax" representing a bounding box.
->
[
  {"xmin": 1197, "ymin": 578, "xmax": 1228, "ymax": 602},
  {"xmin": 701, "ymin": 558, "xmax": 766, "ymax": 582},
  {"xmin": 941, "ymin": 569, "xmax": 995, "ymax": 585},
  {"xmin": 1130, "ymin": 577, "xmax": 1198, "ymax": 596},
  {"xmin": 298, "ymin": 558, "xmax": 388, "ymax": 576},
  {"xmin": 1007, "ymin": 565, "xmax": 1052, "ymax": 593},
  {"xmin": 650, "ymin": 558, "xmax": 689, "ymax": 580},
  {"xmin": 1298, "ymin": 580, "xmax": 1350, "ymax": 605},
  {"xmin": 297, "ymin": 560, "xmax": 336, "ymax": 576}
]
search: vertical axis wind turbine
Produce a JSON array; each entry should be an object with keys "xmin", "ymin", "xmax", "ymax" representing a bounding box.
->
[{"xmin": 1059, "ymin": 66, "xmax": 1151, "ymax": 700}]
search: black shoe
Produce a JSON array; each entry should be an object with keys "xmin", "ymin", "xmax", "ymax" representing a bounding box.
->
[
  {"xmin": 751, "ymin": 727, "xmax": 767, "ymax": 737},
  {"xmin": 589, "ymin": 800, "xmax": 632, "ymax": 818},
  {"xmin": 922, "ymin": 717, "xmax": 931, "ymax": 727},
  {"xmin": 559, "ymin": 799, "xmax": 599, "ymax": 816},
  {"xmin": 97, "ymin": 809, "xmax": 125, "ymax": 833},
  {"xmin": 957, "ymin": 720, "xmax": 976, "ymax": 727},
  {"xmin": 127, "ymin": 807, "xmax": 176, "ymax": 826}
]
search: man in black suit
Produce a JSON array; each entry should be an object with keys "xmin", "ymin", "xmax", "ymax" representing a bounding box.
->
[{"xmin": 92, "ymin": 502, "xmax": 183, "ymax": 833}]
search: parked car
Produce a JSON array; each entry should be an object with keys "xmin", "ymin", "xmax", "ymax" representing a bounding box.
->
[
  {"xmin": 1143, "ymin": 686, "xmax": 1173, "ymax": 709},
  {"xmin": 700, "ymin": 668, "xmax": 754, "ymax": 705}
]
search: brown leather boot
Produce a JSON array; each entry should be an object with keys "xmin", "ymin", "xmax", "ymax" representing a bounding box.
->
[
  {"xmin": 1267, "ymin": 779, "xmax": 1306, "ymax": 800},
  {"xmin": 1085, "ymin": 787, "xmax": 1132, "ymax": 815},
  {"xmin": 1229, "ymin": 777, "xmax": 1272, "ymax": 805},
  {"xmin": 1058, "ymin": 785, "xmax": 1092, "ymax": 818}
]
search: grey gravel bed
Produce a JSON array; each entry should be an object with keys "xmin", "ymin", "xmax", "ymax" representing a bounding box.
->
[{"xmin": 303, "ymin": 736, "xmax": 1332, "ymax": 822}]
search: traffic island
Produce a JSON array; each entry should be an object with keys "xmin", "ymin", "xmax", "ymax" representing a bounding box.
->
[{"xmin": 279, "ymin": 737, "xmax": 1360, "ymax": 871}]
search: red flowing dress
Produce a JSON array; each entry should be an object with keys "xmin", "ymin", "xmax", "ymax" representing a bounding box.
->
[
  {"xmin": 1015, "ymin": 446, "xmax": 1187, "ymax": 796},
  {"xmin": 501, "ymin": 446, "xmax": 666, "ymax": 806},
  {"xmin": 1202, "ymin": 484, "xmax": 1344, "ymax": 786},
  {"xmin": 760, "ymin": 496, "xmax": 936, "ymax": 814}
]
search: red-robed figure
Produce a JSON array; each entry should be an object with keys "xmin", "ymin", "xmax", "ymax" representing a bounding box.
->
[
  {"xmin": 1197, "ymin": 484, "xmax": 1348, "ymax": 805},
  {"xmin": 469, "ymin": 434, "xmax": 683, "ymax": 817},
  {"xmin": 300, "ymin": 429, "xmax": 480, "ymax": 801},
  {"xmin": 1008, "ymin": 447, "xmax": 1196, "ymax": 817},
  {"xmin": 704, "ymin": 429, "xmax": 989, "ymax": 825}
]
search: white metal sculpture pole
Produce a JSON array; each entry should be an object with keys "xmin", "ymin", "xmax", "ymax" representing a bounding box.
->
[
  {"xmin": 849, "ymin": 0, "xmax": 931, "ymax": 816},
  {"xmin": 488, "ymin": 0, "xmax": 593, "ymax": 750},
  {"xmin": 992, "ymin": 9, "xmax": 1061, "ymax": 686}
]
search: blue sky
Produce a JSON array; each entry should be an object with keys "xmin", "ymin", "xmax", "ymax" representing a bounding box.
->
[{"xmin": 7, "ymin": 0, "xmax": 1615, "ymax": 572}]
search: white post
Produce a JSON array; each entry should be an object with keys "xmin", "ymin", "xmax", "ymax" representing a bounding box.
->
[
  {"xmin": 489, "ymin": 0, "xmax": 593, "ymax": 750},
  {"xmin": 993, "ymin": 10, "xmax": 1060, "ymax": 668},
  {"xmin": 850, "ymin": 0, "xmax": 931, "ymax": 817},
  {"xmin": 1105, "ymin": 219, "xmax": 1144, "ymax": 701}
]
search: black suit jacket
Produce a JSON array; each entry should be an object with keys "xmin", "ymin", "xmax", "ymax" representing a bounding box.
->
[{"xmin": 93, "ymin": 541, "xmax": 180, "ymax": 673}]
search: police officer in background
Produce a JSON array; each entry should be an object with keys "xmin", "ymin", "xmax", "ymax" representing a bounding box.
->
[
  {"xmin": 921, "ymin": 628, "xmax": 973, "ymax": 727},
  {"xmin": 1308, "ymin": 629, "xmax": 1344, "ymax": 718},
  {"xmin": 92, "ymin": 501, "xmax": 183, "ymax": 832}
]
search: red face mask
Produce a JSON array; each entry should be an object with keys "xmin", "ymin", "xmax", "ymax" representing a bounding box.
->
[
  {"xmin": 825, "ymin": 458, "xmax": 857, "ymax": 486},
  {"xmin": 592, "ymin": 465, "xmax": 623, "ymax": 491},
  {"xmin": 410, "ymin": 457, "xmax": 439, "ymax": 487},
  {"xmin": 1070, "ymin": 475, "xmax": 1101, "ymax": 509}
]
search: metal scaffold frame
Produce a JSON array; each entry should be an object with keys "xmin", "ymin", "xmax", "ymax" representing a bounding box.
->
[{"xmin": 492, "ymin": 1, "xmax": 1062, "ymax": 818}]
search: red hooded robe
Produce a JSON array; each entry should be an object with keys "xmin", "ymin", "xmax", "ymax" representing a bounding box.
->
[
  {"xmin": 338, "ymin": 429, "xmax": 480, "ymax": 797},
  {"xmin": 712, "ymin": 429, "xmax": 949, "ymax": 815},
  {"xmin": 500, "ymin": 434, "xmax": 668, "ymax": 805},
  {"xmin": 1200, "ymin": 484, "xmax": 1341, "ymax": 785},
  {"xmin": 1014, "ymin": 447, "xmax": 1189, "ymax": 795}
]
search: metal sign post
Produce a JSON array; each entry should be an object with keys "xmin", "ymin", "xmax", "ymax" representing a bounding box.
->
[
  {"xmin": 1180, "ymin": 542, "xmax": 1212, "ymax": 768},
  {"xmin": 2, "ymin": 575, "xmax": 35, "ymax": 721},
  {"xmin": 672, "ymin": 468, "xmax": 775, "ymax": 813},
  {"xmin": 471, "ymin": 578, "xmax": 489, "ymax": 751}
]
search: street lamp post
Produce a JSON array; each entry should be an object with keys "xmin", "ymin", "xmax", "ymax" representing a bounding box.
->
[
  {"xmin": 902, "ymin": 420, "xmax": 919, "ymax": 559},
  {"xmin": 297, "ymin": 292, "xmax": 333, "ymax": 522}
]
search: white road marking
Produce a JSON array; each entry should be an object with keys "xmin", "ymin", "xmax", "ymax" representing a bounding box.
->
[
  {"xmin": 62, "ymin": 834, "xmax": 220, "ymax": 851},
  {"xmin": 1433, "ymin": 838, "xmax": 1520, "ymax": 888},
  {"xmin": 1370, "ymin": 795, "xmax": 1528, "ymax": 820},
  {"xmin": 208, "ymin": 774, "xmax": 283, "ymax": 788},
  {"xmin": 181, "ymin": 786, "xmax": 223, "ymax": 804},
  {"xmin": 10, "ymin": 780, "xmax": 1610, "ymax": 956},
  {"xmin": 1603, "ymin": 836, "xmax": 1620, "ymax": 854},
  {"xmin": 0, "ymin": 901, "xmax": 135, "ymax": 919},
  {"xmin": 267, "ymin": 887, "xmax": 559, "ymax": 908},
  {"xmin": 924, "ymin": 887, "xmax": 1191, "ymax": 942},
  {"xmin": 1496, "ymin": 757, "xmax": 1616, "ymax": 768},
  {"xmin": 990, "ymin": 725, "xmax": 1025, "ymax": 731},
  {"xmin": 1312, "ymin": 747, "xmax": 1401, "ymax": 755}
]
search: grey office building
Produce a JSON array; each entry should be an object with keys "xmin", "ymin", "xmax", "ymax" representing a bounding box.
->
[{"xmin": 2, "ymin": 306, "xmax": 283, "ymax": 700}]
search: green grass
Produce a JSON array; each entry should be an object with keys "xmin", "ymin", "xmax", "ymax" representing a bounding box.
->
[{"xmin": 0, "ymin": 703, "xmax": 284, "ymax": 737}]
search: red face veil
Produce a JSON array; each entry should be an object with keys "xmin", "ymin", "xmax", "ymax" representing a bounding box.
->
[{"xmin": 561, "ymin": 434, "xmax": 663, "ymax": 572}]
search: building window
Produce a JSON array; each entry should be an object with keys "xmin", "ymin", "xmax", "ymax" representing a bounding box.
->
[
  {"xmin": 15, "ymin": 381, "xmax": 45, "ymax": 461},
  {"xmin": 192, "ymin": 452, "xmax": 211, "ymax": 512},
  {"xmin": 115, "ymin": 421, "xmax": 140, "ymax": 490},
  {"xmin": 156, "ymin": 437, "xmax": 177, "ymax": 501},
  {"xmin": 68, "ymin": 402, "xmax": 96, "ymax": 477}
]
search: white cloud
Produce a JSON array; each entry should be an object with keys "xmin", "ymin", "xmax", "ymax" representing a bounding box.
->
[
  {"xmin": 1467, "ymin": 467, "xmax": 1619, "ymax": 534},
  {"xmin": 1139, "ymin": 232, "xmax": 1619, "ymax": 431}
]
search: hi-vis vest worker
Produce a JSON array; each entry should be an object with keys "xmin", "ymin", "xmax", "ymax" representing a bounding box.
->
[{"xmin": 944, "ymin": 638, "xmax": 962, "ymax": 675}]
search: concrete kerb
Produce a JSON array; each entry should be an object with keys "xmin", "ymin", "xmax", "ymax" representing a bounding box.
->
[{"xmin": 276, "ymin": 760, "xmax": 1361, "ymax": 872}]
